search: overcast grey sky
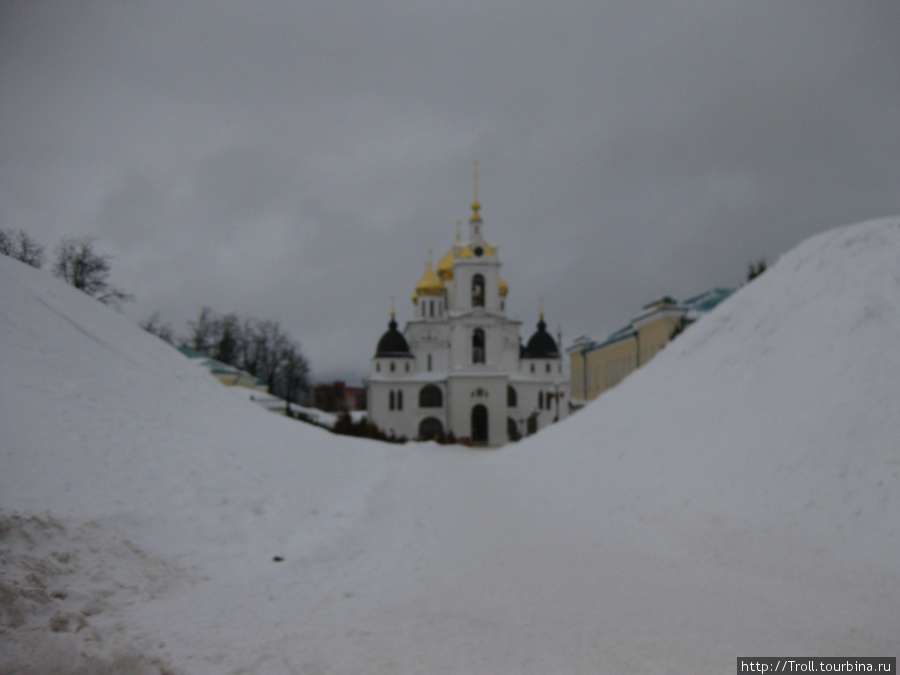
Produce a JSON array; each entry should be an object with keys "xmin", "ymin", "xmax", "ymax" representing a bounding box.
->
[{"xmin": 3, "ymin": 2, "xmax": 899, "ymax": 383}]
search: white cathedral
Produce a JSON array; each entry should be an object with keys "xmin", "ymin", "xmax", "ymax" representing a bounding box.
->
[{"xmin": 366, "ymin": 181, "xmax": 569, "ymax": 446}]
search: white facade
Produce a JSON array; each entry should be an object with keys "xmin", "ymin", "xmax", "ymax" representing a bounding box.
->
[{"xmin": 366, "ymin": 196, "xmax": 568, "ymax": 446}]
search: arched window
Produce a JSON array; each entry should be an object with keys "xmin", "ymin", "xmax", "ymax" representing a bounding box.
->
[
  {"xmin": 472, "ymin": 274, "xmax": 485, "ymax": 307},
  {"xmin": 397, "ymin": 390, "xmax": 403, "ymax": 410},
  {"xmin": 538, "ymin": 391, "xmax": 544, "ymax": 410},
  {"xmin": 389, "ymin": 390, "xmax": 395, "ymax": 411},
  {"xmin": 507, "ymin": 385, "xmax": 517, "ymax": 408},
  {"xmin": 473, "ymin": 328, "xmax": 485, "ymax": 364},
  {"xmin": 419, "ymin": 384, "xmax": 443, "ymax": 408},
  {"xmin": 427, "ymin": 353, "xmax": 432, "ymax": 371}
]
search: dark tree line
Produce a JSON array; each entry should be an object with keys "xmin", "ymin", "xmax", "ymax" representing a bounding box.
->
[
  {"xmin": 143, "ymin": 307, "xmax": 311, "ymax": 407},
  {"xmin": 0, "ymin": 229, "xmax": 133, "ymax": 310}
]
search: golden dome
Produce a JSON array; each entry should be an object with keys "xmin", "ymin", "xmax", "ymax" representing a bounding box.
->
[
  {"xmin": 436, "ymin": 248, "xmax": 455, "ymax": 280},
  {"xmin": 499, "ymin": 276, "xmax": 508, "ymax": 297},
  {"xmin": 414, "ymin": 262, "xmax": 444, "ymax": 301}
]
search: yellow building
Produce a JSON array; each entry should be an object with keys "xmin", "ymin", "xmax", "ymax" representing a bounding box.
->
[{"xmin": 568, "ymin": 289, "xmax": 733, "ymax": 405}]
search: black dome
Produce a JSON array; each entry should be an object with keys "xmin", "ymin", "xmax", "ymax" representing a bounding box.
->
[
  {"xmin": 522, "ymin": 317, "xmax": 559, "ymax": 358},
  {"xmin": 375, "ymin": 317, "xmax": 412, "ymax": 357}
]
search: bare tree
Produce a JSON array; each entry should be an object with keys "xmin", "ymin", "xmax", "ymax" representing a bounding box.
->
[
  {"xmin": 52, "ymin": 236, "xmax": 133, "ymax": 309},
  {"xmin": 186, "ymin": 309, "xmax": 244, "ymax": 363},
  {"xmin": 212, "ymin": 313, "xmax": 242, "ymax": 366},
  {"xmin": 747, "ymin": 258, "xmax": 767, "ymax": 282},
  {"xmin": 187, "ymin": 307, "xmax": 217, "ymax": 354},
  {"xmin": 251, "ymin": 320, "xmax": 289, "ymax": 391},
  {"xmin": 0, "ymin": 229, "xmax": 45, "ymax": 268},
  {"xmin": 274, "ymin": 342, "xmax": 311, "ymax": 410},
  {"xmin": 140, "ymin": 311, "xmax": 175, "ymax": 344},
  {"xmin": 237, "ymin": 316, "xmax": 258, "ymax": 372}
]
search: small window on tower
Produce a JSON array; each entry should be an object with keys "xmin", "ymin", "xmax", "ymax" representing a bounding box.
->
[
  {"xmin": 473, "ymin": 328, "xmax": 485, "ymax": 364},
  {"xmin": 472, "ymin": 274, "xmax": 485, "ymax": 307}
]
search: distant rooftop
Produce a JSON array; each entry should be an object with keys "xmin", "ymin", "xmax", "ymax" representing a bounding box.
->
[{"xmin": 569, "ymin": 287, "xmax": 734, "ymax": 353}]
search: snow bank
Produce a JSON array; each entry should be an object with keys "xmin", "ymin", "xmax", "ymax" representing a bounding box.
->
[
  {"xmin": 1, "ymin": 217, "xmax": 898, "ymax": 673},
  {"xmin": 0, "ymin": 257, "xmax": 393, "ymax": 671},
  {"xmin": 511, "ymin": 216, "xmax": 900, "ymax": 554}
]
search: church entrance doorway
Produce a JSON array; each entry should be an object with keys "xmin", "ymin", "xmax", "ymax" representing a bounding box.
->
[
  {"xmin": 418, "ymin": 417, "xmax": 444, "ymax": 441},
  {"xmin": 471, "ymin": 404, "xmax": 488, "ymax": 444}
]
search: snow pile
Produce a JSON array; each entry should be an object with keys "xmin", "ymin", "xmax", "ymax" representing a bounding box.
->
[
  {"xmin": 492, "ymin": 217, "xmax": 900, "ymax": 666},
  {"xmin": 1, "ymin": 217, "xmax": 898, "ymax": 673},
  {"xmin": 516, "ymin": 216, "xmax": 900, "ymax": 551},
  {"xmin": 0, "ymin": 257, "xmax": 392, "ymax": 672}
]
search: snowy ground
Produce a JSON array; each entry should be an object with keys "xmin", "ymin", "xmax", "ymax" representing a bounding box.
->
[{"xmin": 2, "ymin": 217, "xmax": 899, "ymax": 674}]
